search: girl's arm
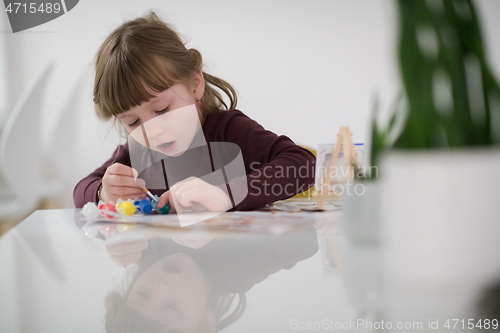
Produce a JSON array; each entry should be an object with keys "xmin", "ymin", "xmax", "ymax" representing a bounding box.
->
[{"xmin": 211, "ymin": 110, "xmax": 316, "ymax": 210}]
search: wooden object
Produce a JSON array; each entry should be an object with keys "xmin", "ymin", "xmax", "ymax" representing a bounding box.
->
[{"xmin": 316, "ymin": 127, "xmax": 358, "ymax": 210}]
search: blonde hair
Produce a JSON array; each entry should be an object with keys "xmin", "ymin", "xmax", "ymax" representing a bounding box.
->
[{"xmin": 93, "ymin": 11, "xmax": 237, "ymax": 121}]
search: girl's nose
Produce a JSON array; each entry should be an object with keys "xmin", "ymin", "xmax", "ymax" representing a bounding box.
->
[{"xmin": 143, "ymin": 117, "xmax": 165, "ymax": 138}]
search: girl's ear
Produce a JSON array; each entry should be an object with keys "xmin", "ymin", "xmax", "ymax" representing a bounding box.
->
[{"xmin": 191, "ymin": 70, "xmax": 205, "ymax": 101}]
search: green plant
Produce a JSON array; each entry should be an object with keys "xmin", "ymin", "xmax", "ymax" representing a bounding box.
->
[{"xmin": 371, "ymin": 0, "xmax": 500, "ymax": 165}]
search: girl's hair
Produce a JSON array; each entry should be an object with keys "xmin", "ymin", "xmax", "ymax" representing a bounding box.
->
[
  {"xmin": 93, "ymin": 11, "xmax": 237, "ymax": 121},
  {"xmin": 104, "ymin": 268, "xmax": 247, "ymax": 333},
  {"xmin": 105, "ymin": 290, "xmax": 246, "ymax": 333}
]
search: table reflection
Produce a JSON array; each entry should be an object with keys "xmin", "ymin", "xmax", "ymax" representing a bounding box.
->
[{"xmin": 80, "ymin": 218, "xmax": 318, "ymax": 333}]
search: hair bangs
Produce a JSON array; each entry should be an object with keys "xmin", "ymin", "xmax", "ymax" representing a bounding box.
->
[{"xmin": 95, "ymin": 47, "xmax": 181, "ymax": 119}]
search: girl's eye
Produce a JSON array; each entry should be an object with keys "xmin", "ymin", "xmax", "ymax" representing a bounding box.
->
[
  {"xmin": 128, "ymin": 119, "xmax": 140, "ymax": 127},
  {"xmin": 156, "ymin": 107, "xmax": 169, "ymax": 114},
  {"xmin": 163, "ymin": 263, "xmax": 180, "ymax": 273}
]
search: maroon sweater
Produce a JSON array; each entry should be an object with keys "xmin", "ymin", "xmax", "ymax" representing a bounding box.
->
[{"xmin": 73, "ymin": 110, "xmax": 316, "ymax": 210}]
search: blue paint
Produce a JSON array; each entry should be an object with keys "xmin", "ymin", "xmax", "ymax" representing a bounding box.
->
[{"xmin": 135, "ymin": 198, "xmax": 153, "ymax": 215}]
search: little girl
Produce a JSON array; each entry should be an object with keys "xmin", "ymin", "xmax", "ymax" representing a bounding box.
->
[{"xmin": 73, "ymin": 11, "xmax": 315, "ymax": 212}]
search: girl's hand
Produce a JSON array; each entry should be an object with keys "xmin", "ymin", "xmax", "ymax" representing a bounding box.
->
[
  {"xmin": 171, "ymin": 233, "xmax": 216, "ymax": 249},
  {"xmin": 105, "ymin": 238, "xmax": 149, "ymax": 267},
  {"xmin": 100, "ymin": 163, "xmax": 147, "ymax": 203},
  {"xmin": 157, "ymin": 177, "xmax": 232, "ymax": 213}
]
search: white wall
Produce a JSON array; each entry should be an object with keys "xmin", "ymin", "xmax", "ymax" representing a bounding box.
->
[
  {"xmin": 0, "ymin": 8, "xmax": 9, "ymax": 121},
  {"xmin": 1, "ymin": 0, "xmax": 499, "ymax": 207}
]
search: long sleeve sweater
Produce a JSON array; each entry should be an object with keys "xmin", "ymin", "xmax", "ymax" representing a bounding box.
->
[{"xmin": 73, "ymin": 110, "xmax": 316, "ymax": 210}]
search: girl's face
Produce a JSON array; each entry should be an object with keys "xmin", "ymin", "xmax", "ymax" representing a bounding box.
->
[
  {"xmin": 119, "ymin": 78, "xmax": 204, "ymax": 157},
  {"xmin": 127, "ymin": 252, "xmax": 215, "ymax": 332}
]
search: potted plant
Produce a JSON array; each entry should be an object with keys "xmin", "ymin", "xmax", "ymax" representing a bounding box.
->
[{"xmin": 375, "ymin": 0, "xmax": 500, "ymax": 324}]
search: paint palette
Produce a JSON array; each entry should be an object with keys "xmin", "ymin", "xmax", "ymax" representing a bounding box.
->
[{"xmin": 82, "ymin": 197, "xmax": 170, "ymax": 221}]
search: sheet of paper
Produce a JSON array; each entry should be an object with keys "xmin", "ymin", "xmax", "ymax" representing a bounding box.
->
[{"xmin": 77, "ymin": 210, "xmax": 340, "ymax": 235}]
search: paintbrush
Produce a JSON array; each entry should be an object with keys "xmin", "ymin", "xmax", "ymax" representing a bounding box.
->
[{"xmin": 142, "ymin": 188, "xmax": 158, "ymax": 202}]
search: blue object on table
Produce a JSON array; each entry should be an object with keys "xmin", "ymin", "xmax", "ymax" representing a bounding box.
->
[
  {"xmin": 134, "ymin": 198, "xmax": 153, "ymax": 215},
  {"xmin": 152, "ymin": 195, "xmax": 170, "ymax": 214}
]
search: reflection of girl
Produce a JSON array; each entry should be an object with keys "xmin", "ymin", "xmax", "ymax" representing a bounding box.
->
[
  {"xmin": 104, "ymin": 231, "xmax": 319, "ymax": 332},
  {"xmin": 106, "ymin": 251, "xmax": 243, "ymax": 333}
]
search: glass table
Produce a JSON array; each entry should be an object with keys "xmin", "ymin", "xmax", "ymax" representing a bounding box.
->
[{"xmin": 1, "ymin": 207, "xmax": 499, "ymax": 333}]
